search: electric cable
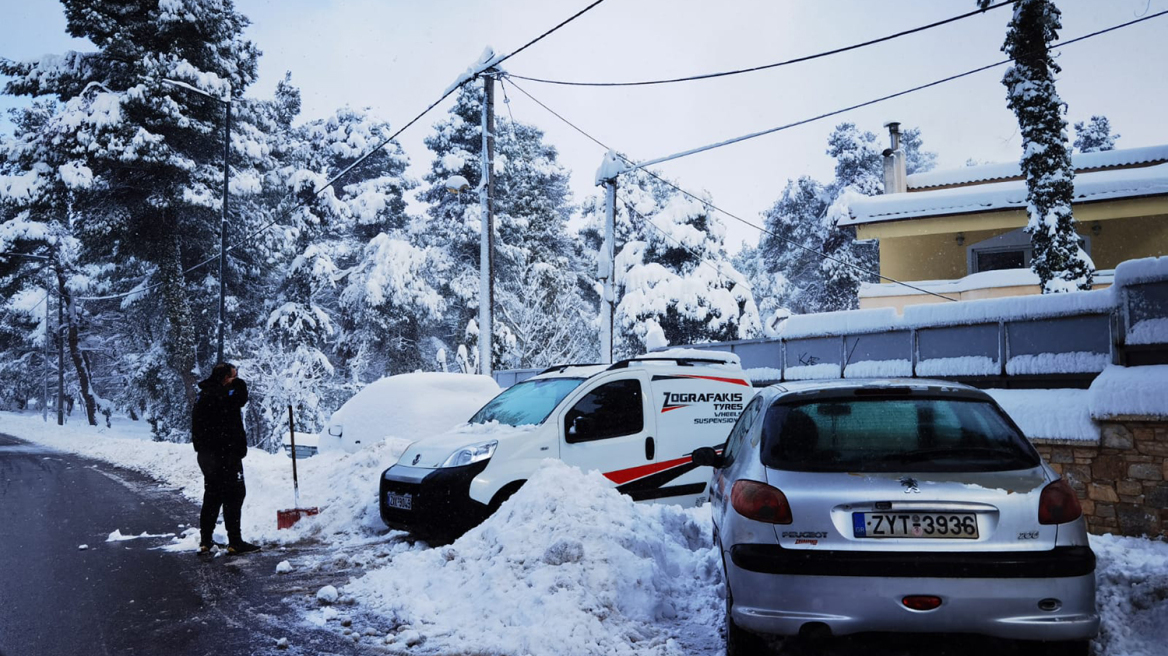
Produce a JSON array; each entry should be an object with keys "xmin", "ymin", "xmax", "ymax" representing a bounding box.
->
[
  {"xmin": 569, "ymin": 8, "xmax": 1168, "ymax": 175},
  {"xmin": 73, "ymin": 0, "xmax": 610, "ymax": 303},
  {"xmin": 509, "ymin": 1, "xmax": 1011, "ymax": 87},
  {"xmin": 505, "ymin": 77, "xmax": 959, "ymax": 302}
]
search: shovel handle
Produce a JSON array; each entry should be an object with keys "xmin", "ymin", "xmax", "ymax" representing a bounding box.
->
[{"xmin": 288, "ymin": 405, "xmax": 300, "ymax": 505}]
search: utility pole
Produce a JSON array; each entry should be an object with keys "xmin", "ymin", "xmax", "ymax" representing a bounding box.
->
[
  {"xmin": 479, "ymin": 71, "xmax": 496, "ymax": 377},
  {"xmin": 217, "ymin": 91, "xmax": 231, "ymax": 364},
  {"xmin": 57, "ymin": 282, "xmax": 64, "ymax": 426},
  {"xmin": 600, "ymin": 178, "xmax": 617, "ymax": 363},
  {"xmin": 42, "ymin": 287, "xmax": 49, "ymax": 422}
]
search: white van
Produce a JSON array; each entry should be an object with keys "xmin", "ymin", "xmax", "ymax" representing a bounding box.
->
[{"xmin": 378, "ymin": 352, "xmax": 757, "ymax": 539}]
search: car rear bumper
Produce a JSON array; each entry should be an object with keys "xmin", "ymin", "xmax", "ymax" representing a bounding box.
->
[
  {"xmin": 726, "ymin": 545, "xmax": 1099, "ymax": 641},
  {"xmin": 379, "ymin": 461, "xmax": 491, "ymax": 540}
]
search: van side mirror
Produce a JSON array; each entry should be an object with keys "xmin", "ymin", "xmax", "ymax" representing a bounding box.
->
[
  {"xmin": 567, "ymin": 415, "xmax": 595, "ymax": 441},
  {"xmin": 692, "ymin": 446, "xmax": 724, "ymax": 468}
]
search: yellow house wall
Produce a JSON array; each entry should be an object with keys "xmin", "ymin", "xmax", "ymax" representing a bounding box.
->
[{"xmin": 858, "ymin": 202, "xmax": 1168, "ymax": 282}]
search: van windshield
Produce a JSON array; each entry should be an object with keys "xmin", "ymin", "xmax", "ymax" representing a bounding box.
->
[
  {"xmin": 760, "ymin": 396, "xmax": 1039, "ymax": 473},
  {"xmin": 469, "ymin": 378, "xmax": 586, "ymax": 427}
]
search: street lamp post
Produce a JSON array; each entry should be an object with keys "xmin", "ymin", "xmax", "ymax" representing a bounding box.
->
[{"xmin": 161, "ymin": 78, "xmax": 231, "ymax": 365}]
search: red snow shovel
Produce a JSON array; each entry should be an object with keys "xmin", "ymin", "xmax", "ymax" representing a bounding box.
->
[{"xmin": 278, "ymin": 405, "xmax": 319, "ymax": 529}]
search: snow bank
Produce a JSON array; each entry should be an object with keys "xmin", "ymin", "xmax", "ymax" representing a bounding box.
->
[
  {"xmin": 1091, "ymin": 533, "xmax": 1168, "ymax": 656},
  {"xmin": 986, "ymin": 389, "xmax": 1097, "ymax": 442},
  {"xmin": 0, "ymin": 412, "xmax": 417, "ymax": 547},
  {"xmin": 1088, "ymin": 365, "xmax": 1168, "ymax": 419},
  {"xmin": 343, "ymin": 461, "xmax": 721, "ymax": 656},
  {"xmin": 322, "ymin": 373, "xmax": 499, "ymax": 453},
  {"xmin": 916, "ymin": 356, "xmax": 999, "ymax": 377},
  {"xmin": 843, "ymin": 359, "xmax": 912, "ymax": 378}
]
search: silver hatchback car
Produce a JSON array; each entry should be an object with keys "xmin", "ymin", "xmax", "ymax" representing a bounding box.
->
[{"xmin": 693, "ymin": 379, "xmax": 1099, "ymax": 656}]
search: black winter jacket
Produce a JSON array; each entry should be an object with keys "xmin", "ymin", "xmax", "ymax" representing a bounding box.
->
[{"xmin": 192, "ymin": 377, "xmax": 249, "ymax": 459}]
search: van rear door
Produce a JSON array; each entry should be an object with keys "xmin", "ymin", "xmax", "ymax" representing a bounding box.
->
[
  {"xmin": 559, "ymin": 373, "xmax": 658, "ymax": 496},
  {"xmin": 647, "ymin": 372, "xmax": 755, "ymax": 503}
]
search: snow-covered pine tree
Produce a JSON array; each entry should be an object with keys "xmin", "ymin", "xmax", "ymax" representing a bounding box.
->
[
  {"xmin": 0, "ymin": 100, "xmax": 104, "ymax": 425},
  {"xmin": 419, "ymin": 85, "xmax": 590, "ymax": 369},
  {"xmin": 982, "ymin": 0, "xmax": 1093, "ymax": 292},
  {"xmin": 581, "ymin": 169, "xmax": 759, "ymax": 358},
  {"xmin": 1073, "ymin": 115, "xmax": 1119, "ymax": 153},
  {"xmin": 754, "ymin": 122, "xmax": 936, "ymax": 314},
  {"xmin": 1, "ymin": 0, "xmax": 268, "ymax": 438}
]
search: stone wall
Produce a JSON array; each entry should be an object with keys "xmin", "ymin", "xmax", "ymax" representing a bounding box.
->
[{"xmin": 1033, "ymin": 419, "xmax": 1168, "ymax": 538}]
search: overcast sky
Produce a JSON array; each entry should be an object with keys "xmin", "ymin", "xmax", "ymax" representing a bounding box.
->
[{"xmin": 3, "ymin": 0, "xmax": 1167, "ymax": 253}]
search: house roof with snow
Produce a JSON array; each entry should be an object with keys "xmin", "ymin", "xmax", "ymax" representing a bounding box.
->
[{"xmin": 842, "ymin": 144, "xmax": 1168, "ymax": 227}]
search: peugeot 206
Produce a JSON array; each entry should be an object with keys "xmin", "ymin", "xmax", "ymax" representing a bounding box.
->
[{"xmin": 693, "ymin": 379, "xmax": 1098, "ymax": 656}]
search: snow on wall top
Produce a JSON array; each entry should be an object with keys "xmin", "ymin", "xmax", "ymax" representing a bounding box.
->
[
  {"xmin": 780, "ymin": 286, "xmax": 1116, "ymax": 339},
  {"xmin": 1113, "ymin": 256, "xmax": 1168, "ymax": 287},
  {"xmin": 906, "ymin": 144, "xmax": 1168, "ymax": 190},
  {"xmin": 859, "ymin": 269, "xmax": 1117, "ymax": 299},
  {"xmin": 1088, "ymin": 364, "xmax": 1168, "ymax": 419},
  {"xmin": 844, "ymin": 161, "xmax": 1168, "ymax": 226}
]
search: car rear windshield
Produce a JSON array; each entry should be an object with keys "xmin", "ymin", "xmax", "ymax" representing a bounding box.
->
[
  {"xmin": 760, "ymin": 396, "xmax": 1039, "ymax": 473},
  {"xmin": 469, "ymin": 377, "xmax": 585, "ymax": 427}
]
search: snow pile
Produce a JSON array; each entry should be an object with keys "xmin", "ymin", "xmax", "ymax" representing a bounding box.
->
[
  {"xmin": 1091, "ymin": 534, "xmax": 1168, "ymax": 656},
  {"xmin": 1112, "ymin": 255, "xmax": 1168, "ymax": 287},
  {"xmin": 986, "ymin": 389, "xmax": 1097, "ymax": 442},
  {"xmin": 321, "ymin": 373, "xmax": 499, "ymax": 452},
  {"xmin": 1088, "ymin": 365, "xmax": 1168, "ymax": 419},
  {"xmin": 342, "ymin": 460, "xmax": 722, "ymax": 656},
  {"xmin": 0, "ymin": 412, "xmax": 422, "ymax": 546}
]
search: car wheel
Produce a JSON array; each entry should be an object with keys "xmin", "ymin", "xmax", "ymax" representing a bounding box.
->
[{"xmin": 725, "ymin": 581, "xmax": 768, "ymax": 656}]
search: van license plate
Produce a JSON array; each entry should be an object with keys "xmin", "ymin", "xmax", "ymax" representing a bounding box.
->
[
  {"xmin": 852, "ymin": 512, "xmax": 977, "ymax": 539},
  {"xmin": 386, "ymin": 492, "xmax": 413, "ymax": 511}
]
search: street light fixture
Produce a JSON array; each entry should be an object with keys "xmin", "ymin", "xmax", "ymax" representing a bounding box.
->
[{"xmin": 161, "ymin": 77, "xmax": 232, "ymax": 365}]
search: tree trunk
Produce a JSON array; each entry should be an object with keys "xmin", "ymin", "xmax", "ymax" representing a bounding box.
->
[
  {"xmin": 57, "ymin": 269, "xmax": 98, "ymax": 426},
  {"xmin": 160, "ymin": 233, "xmax": 199, "ymax": 411}
]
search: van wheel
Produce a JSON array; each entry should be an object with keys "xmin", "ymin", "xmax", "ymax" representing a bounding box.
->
[
  {"xmin": 489, "ymin": 481, "xmax": 526, "ymax": 513},
  {"xmin": 725, "ymin": 581, "xmax": 768, "ymax": 656}
]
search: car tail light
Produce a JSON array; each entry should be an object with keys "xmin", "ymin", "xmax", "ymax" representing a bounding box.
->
[
  {"xmin": 1038, "ymin": 479, "xmax": 1082, "ymax": 525},
  {"xmin": 902, "ymin": 596, "xmax": 942, "ymax": 611},
  {"xmin": 730, "ymin": 480, "xmax": 792, "ymax": 524}
]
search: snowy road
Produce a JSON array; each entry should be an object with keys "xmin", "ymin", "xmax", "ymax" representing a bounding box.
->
[{"xmin": 0, "ymin": 433, "xmax": 367, "ymax": 656}]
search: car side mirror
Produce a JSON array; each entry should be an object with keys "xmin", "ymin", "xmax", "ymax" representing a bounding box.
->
[{"xmin": 692, "ymin": 446, "xmax": 724, "ymax": 468}]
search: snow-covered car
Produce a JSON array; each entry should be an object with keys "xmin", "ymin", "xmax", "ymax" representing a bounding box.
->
[
  {"xmin": 693, "ymin": 379, "xmax": 1099, "ymax": 656},
  {"xmin": 283, "ymin": 431, "xmax": 319, "ymax": 459},
  {"xmin": 320, "ymin": 373, "xmax": 500, "ymax": 454},
  {"xmin": 379, "ymin": 352, "xmax": 758, "ymax": 540}
]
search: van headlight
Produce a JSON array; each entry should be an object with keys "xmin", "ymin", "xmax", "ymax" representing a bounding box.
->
[{"xmin": 441, "ymin": 440, "xmax": 497, "ymax": 468}]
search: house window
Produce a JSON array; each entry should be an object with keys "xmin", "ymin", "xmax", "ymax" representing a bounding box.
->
[
  {"xmin": 965, "ymin": 228, "xmax": 1089, "ymax": 275},
  {"xmin": 975, "ymin": 248, "xmax": 1028, "ymax": 273}
]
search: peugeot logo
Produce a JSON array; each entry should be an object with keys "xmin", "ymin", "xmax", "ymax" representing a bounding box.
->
[
  {"xmin": 412, "ymin": 454, "xmax": 422, "ymax": 466},
  {"xmin": 899, "ymin": 476, "xmax": 920, "ymax": 494}
]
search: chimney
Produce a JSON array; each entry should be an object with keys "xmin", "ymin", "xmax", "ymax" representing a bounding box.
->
[{"xmin": 882, "ymin": 121, "xmax": 907, "ymax": 194}]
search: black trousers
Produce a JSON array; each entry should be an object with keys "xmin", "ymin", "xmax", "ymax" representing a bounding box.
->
[{"xmin": 197, "ymin": 451, "xmax": 246, "ymax": 545}]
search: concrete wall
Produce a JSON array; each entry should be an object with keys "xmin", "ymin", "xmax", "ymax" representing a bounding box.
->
[{"xmin": 1033, "ymin": 420, "xmax": 1168, "ymax": 539}]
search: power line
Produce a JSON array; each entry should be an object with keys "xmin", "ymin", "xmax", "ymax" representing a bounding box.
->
[
  {"xmin": 505, "ymin": 77, "xmax": 959, "ymax": 302},
  {"xmin": 508, "ymin": 1, "xmax": 1011, "ymax": 87},
  {"xmin": 541, "ymin": 7, "xmax": 1168, "ymax": 176},
  {"xmin": 76, "ymin": 0, "xmax": 609, "ymax": 303}
]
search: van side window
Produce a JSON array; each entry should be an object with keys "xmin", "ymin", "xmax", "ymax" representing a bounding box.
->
[
  {"xmin": 564, "ymin": 379, "xmax": 643, "ymax": 443},
  {"xmin": 721, "ymin": 395, "xmax": 763, "ymax": 467}
]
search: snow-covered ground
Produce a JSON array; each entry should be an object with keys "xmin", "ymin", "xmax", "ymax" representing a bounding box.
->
[{"xmin": 3, "ymin": 397, "xmax": 1166, "ymax": 656}]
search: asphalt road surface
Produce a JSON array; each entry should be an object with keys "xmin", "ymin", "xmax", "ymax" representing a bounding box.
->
[{"xmin": 0, "ymin": 433, "xmax": 365, "ymax": 656}]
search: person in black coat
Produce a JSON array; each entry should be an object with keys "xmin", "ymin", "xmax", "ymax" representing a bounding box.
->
[{"xmin": 192, "ymin": 362, "xmax": 260, "ymax": 554}]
